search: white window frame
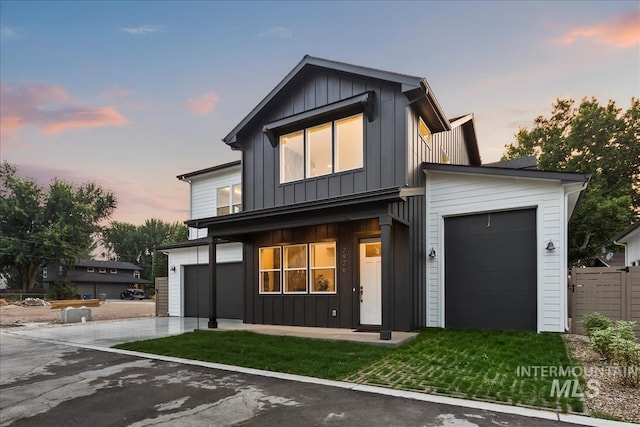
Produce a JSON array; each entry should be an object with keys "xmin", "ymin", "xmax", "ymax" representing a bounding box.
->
[
  {"xmin": 283, "ymin": 244, "xmax": 308, "ymax": 294},
  {"xmin": 217, "ymin": 184, "xmax": 242, "ymax": 216},
  {"xmin": 110, "ymin": 269, "xmax": 117, "ymax": 274},
  {"xmin": 259, "ymin": 246, "xmax": 281, "ymax": 294},
  {"xmin": 280, "ymin": 113, "xmax": 363, "ymax": 184},
  {"xmin": 99, "ymin": 268, "xmax": 107, "ymax": 274},
  {"xmin": 309, "ymin": 242, "xmax": 337, "ymax": 294},
  {"xmin": 43, "ymin": 267, "xmax": 47, "ymax": 279},
  {"xmin": 87, "ymin": 267, "xmax": 95, "ymax": 273},
  {"xmin": 133, "ymin": 270, "xmax": 140, "ymax": 279}
]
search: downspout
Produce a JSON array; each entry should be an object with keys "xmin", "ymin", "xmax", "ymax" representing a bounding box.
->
[
  {"xmin": 612, "ymin": 239, "xmax": 628, "ymax": 266},
  {"xmin": 563, "ymin": 180, "xmax": 589, "ymax": 332}
]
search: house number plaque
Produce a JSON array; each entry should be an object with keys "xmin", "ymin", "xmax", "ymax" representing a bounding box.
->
[{"xmin": 341, "ymin": 247, "xmax": 348, "ymax": 273}]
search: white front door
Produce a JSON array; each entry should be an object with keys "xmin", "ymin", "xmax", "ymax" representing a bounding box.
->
[{"xmin": 359, "ymin": 239, "xmax": 382, "ymax": 325}]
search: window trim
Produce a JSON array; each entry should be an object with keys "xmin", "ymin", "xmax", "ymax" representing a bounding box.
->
[
  {"xmin": 309, "ymin": 242, "xmax": 337, "ymax": 295},
  {"xmin": 283, "ymin": 244, "xmax": 308, "ymax": 294},
  {"xmin": 259, "ymin": 246, "xmax": 282, "ymax": 294},
  {"xmin": 279, "ymin": 113, "xmax": 364, "ymax": 184},
  {"xmin": 110, "ymin": 269, "xmax": 117, "ymax": 274},
  {"xmin": 257, "ymin": 241, "xmax": 337, "ymax": 296},
  {"xmin": 263, "ymin": 91, "xmax": 374, "ymax": 147},
  {"xmin": 216, "ymin": 183, "xmax": 242, "ymax": 216},
  {"xmin": 87, "ymin": 267, "xmax": 95, "ymax": 273},
  {"xmin": 133, "ymin": 271, "xmax": 140, "ymax": 279}
]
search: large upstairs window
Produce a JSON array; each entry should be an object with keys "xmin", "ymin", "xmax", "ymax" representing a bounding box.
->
[{"xmin": 280, "ymin": 113, "xmax": 363, "ymax": 184}]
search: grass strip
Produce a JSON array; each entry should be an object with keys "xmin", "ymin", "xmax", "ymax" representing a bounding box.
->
[{"xmin": 115, "ymin": 329, "xmax": 390, "ymax": 380}]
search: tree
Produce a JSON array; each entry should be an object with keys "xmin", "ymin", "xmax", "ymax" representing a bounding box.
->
[
  {"xmin": 503, "ymin": 97, "xmax": 639, "ymax": 265},
  {"xmin": 0, "ymin": 162, "xmax": 117, "ymax": 290},
  {"xmin": 101, "ymin": 218, "xmax": 187, "ymax": 285}
]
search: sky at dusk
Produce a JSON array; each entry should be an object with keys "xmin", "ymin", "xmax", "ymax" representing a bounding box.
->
[{"xmin": 1, "ymin": 1, "xmax": 638, "ymax": 226}]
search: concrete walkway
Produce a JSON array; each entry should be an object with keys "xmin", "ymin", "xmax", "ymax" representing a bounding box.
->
[{"xmin": 1, "ymin": 317, "xmax": 634, "ymax": 427}]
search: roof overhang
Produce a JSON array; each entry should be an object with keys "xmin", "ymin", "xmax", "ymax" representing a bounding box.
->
[
  {"xmin": 186, "ymin": 187, "xmax": 405, "ymax": 239},
  {"xmin": 422, "ymin": 162, "xmax": 590, "ymax": 184},
  {"xmin": 614, "ymin": 221, "xmax": 640, "ymax": 244},
  {"xmin": 223, "ymin": 55, "xmax": 451, "ymax": 150},
  {"xmin": 177, "ymin": 160, "xmax": 241, "ymax": 181}
]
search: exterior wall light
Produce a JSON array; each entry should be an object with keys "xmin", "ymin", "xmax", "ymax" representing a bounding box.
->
[
  {"xmin": 546, "ymin": 241, "xmax": 556, "ymax": 251},
  {"xmin": 428, "ymin": 247, "xmax": 436, "ymax": 258},
  {"xmin": 170, "ymin": 265, "xmax": 176, "ymax": 272}
]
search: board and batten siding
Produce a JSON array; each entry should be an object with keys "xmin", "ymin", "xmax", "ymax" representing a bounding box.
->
[
  {"xmin": 166, "ymin": 243, "xmax": 242, "ymax": 316},
  {"xmin": 425, "ymin": 172, "xmax": 570, "ymax": 333},
  {"xmin": 241, "ymin": 69, "xmax": 408, "ymax": 212},
  {"xmin": 188, "ymin": 166, "xmax": 241, "ymax": 239},
  {"xmin": 406, "ymin": 108, "xmax": 472, "ymax": 187}
]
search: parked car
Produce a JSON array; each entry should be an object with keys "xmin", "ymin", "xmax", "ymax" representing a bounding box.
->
[{"xmin": 120, "ymin": 289, "xmax": 146, "ymax": 300}]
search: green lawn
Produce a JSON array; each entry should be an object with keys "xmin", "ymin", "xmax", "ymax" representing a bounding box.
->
[
  {"xmin": 345, "ymin": 328, "xmax": 584, "ymax": 413},
  {"xmin": 115, "ymin": 328, "xmax": 584, "ymax": 413},
  {"xmin": 115, "ymin": 330, "xmax": 390, "ymax": 380}
]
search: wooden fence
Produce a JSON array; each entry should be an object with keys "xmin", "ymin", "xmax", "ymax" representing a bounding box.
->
[
  {"xmin": 570, "ymin": 266, "xmax": 640, "ymax": 339},
  {"xmin": 155, "ymin": 277, "xmax": 168, "ymax": 317}
]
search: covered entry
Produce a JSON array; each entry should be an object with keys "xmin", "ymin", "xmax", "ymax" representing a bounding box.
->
[
  {"xmin": 183, "ymin": 263, "xmax": 243, "ymax": 319},
  {"xmin": 444, "ymin": 209, "xmax": 537, "ymax": 331}
]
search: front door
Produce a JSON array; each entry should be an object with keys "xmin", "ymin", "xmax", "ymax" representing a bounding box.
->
[{"xmin": 359, "ymin": 239, "xmax": 381, "ymax": 325}]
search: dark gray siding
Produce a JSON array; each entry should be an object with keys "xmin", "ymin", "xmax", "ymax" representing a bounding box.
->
[
  {"xmin": 243, "ymin": 219, "xmax": 415, "ymax": 331},
  {"xmin": 241, "ymin": 69, "xmax": 408, "ymax": 211}
]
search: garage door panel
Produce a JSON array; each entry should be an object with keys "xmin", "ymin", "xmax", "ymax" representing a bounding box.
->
[
  {"xmin": 184, "ymin": 263, "xmax": 243, "ymax": 319},
  {"xmin": 445, "ymin": 209, "xmax": 537, "ymax": 331}
]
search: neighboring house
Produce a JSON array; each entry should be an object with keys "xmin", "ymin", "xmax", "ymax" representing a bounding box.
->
[
  {"xmin": 157, "ymin": 161, "xmax": 244, "ymax": 319},
  {"xmin": 43, "ymin": 260, "xmax": 149, "ymax": 299},
  {"xmin": 614, "ymin": 221, "xmax": 640, "ymax": 266},
  {"xmin": 593, "ymin": 252, "xmax": 626, "ymax": 268},
  {"xmin": 172, "ymin": 55, "xmax": 589, "ymax": 339}
]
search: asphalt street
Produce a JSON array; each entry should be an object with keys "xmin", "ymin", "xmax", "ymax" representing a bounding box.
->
[{"xmin": 0, "ymin": 331, "xmax": 582, "ymax": 427}]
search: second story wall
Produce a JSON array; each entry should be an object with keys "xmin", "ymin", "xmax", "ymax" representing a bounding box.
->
[
  {"xmin": 240, "ymin": 68, "xmax": 408, "ymax": 211},
  {"xmin": 187, "ymin": 164, "xmax": 241, "ymax": 239}
]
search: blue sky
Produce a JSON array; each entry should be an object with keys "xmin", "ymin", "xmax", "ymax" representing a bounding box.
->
[{"xmin": 1, "ymin": 1, "xmax": 638, "ymax": 225}]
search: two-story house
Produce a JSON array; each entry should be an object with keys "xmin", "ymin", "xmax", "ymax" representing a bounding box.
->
[
  {"xmin": 157, "ymin": 161, "xmax": 244, "ymax": 319},
  {"xmin": 174, "ymin": 56, "xmax": 589, "ymax": 339},
  {"xmin": 43, "ymin": 259, "xmax": 149, "ymax": 299}
]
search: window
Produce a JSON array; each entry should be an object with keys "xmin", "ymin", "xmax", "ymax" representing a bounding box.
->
[
  {"xmin": 259, "ymin": 247, "xmax": 281, "ymax": 293},
  {"xmin": 58, "ymin": 266, "xmax": 64, "ymax": 274},
  {"xmin": 87, "ymin": 267, "xmax": 95, "ymax": 273},
  {"xmin": 133, "ymin": 271, "xmax": 140, "ymax": 279},
  {"xmin": 280, "ymin": 113, "xmax": 363, "ymax": 183},
  {"xmin": 217, "ymin": 184, "xmax": 242, "ymax": 216},
  {"xmin": 110, "ymin": 269, "xmax": 117, "ymax": 274},
  {"xmin": 418, "ymin": 117, "xmax": 431, "ymax": 143},
  {"xmin": 99, "ymin": 268, "xmax": 106, "ymax": 274},
  {"xmin": 310, "ymin": 242, "xmax": 336, "ymax": 293},
  {"xmin": 258, "ymin": 242, "xmax": 337, "ymax": 295},
  {"xmin": 284, "ymin": 245, "xmax": 307, "ymax": 293},
  {"xmin": 42, "ymin": 267, "xmax": 47, "ymax": 279}
]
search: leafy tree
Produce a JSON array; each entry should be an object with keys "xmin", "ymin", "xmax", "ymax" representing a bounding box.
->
[
  {"xmin": 503, "ymin": 97, "xmax": 639, "ymax": 265},
  {"xmin": 0, "ymin": 162, "xmax": 116, "ymax": 290},
  {"xmin": 101, "ymin": 218, "xmax": 187, "ymax": 286}
]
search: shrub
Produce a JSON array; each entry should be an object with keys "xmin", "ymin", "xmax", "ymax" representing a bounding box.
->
[
  {"xmin": 47, "ymin": 281, "xmax": 76, "ymax": 300},
  {"xmin": 609, "ymin": 337, "xmax": 640, "ymax": 387},
  {"xmin": 582, "ymin": 312, "xmax": 612, "ymax": 336},
  {"xmin": 590, "ymin": 321, "xmax": 636, "ymax": 360}
]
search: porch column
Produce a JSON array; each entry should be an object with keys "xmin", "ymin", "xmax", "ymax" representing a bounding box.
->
[
  {"xmin": 380, "ymin": 216, "xmax": 393, "ymax": 340},
  {"xmin": 208, "ymin": 237, "xmax": 218, "ymax": 329}
]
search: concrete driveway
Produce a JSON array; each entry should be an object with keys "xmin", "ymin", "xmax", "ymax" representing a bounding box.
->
[{"xmin": 0, "ymin": 319, "xmax": 622, "ymax": 427}]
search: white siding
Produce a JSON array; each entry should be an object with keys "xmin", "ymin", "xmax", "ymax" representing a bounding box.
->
[
  {"xmin": 188, "ymin": 165, "xmax": 241, "ymax": 239},
  {"xmin": 166, "ymin": 242, "xmax": 242, "ymax": 316},
  {"xmin": 621, "ymin": 227, "xmax": 640, "ymax": 266},
  {"xmin": 425, "ymin": 171, "xmax": 571, "ymax": 333}
]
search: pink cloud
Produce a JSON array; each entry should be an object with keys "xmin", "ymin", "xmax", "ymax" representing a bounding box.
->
[
  {"xmin": 185, "ymin": 92, "xmax": 219, "ymax": 115},
  {"xmin": 0, "ymin": 82, "xmax": 128, "ymax": 138},
  {"xmin": 559, "ymin": 9, "xmax": 640, "ymax": 48}
]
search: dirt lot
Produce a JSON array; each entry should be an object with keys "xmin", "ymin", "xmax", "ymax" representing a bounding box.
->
[{"xmin": 0, "ymin": 300, "xmax": 156, "ymax": 327}]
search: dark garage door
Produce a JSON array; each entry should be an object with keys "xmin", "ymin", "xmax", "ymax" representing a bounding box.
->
[
  {"xmin": 445, "ymin": 209, "xmax": 537, "ymax": 331},
  {"xmin": 184, "ymin": 263, "xmax": 243, "ymax": 319}
]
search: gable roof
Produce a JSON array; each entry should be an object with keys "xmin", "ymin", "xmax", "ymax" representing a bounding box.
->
[
  {"xmin": 484, "ymin": 155, "xmax": 538, "ymax": 170},
  {"xmin": 223, "ymin": 55, "xmax": 451, "ymax": 148},
  {"xmin": 177, "ymin": 160, "xmax": 241, "ymax": 181},
  {"xmin": 449, "ymin": 113, "xmax": 481, "ymax": 166},
  {"xmin": 75, "ymin": 259, "xmax": 143, "ymax": 270},
  {"xmin": 614, "ymin": 221, "xmax": 640, "ymax": 243}
]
